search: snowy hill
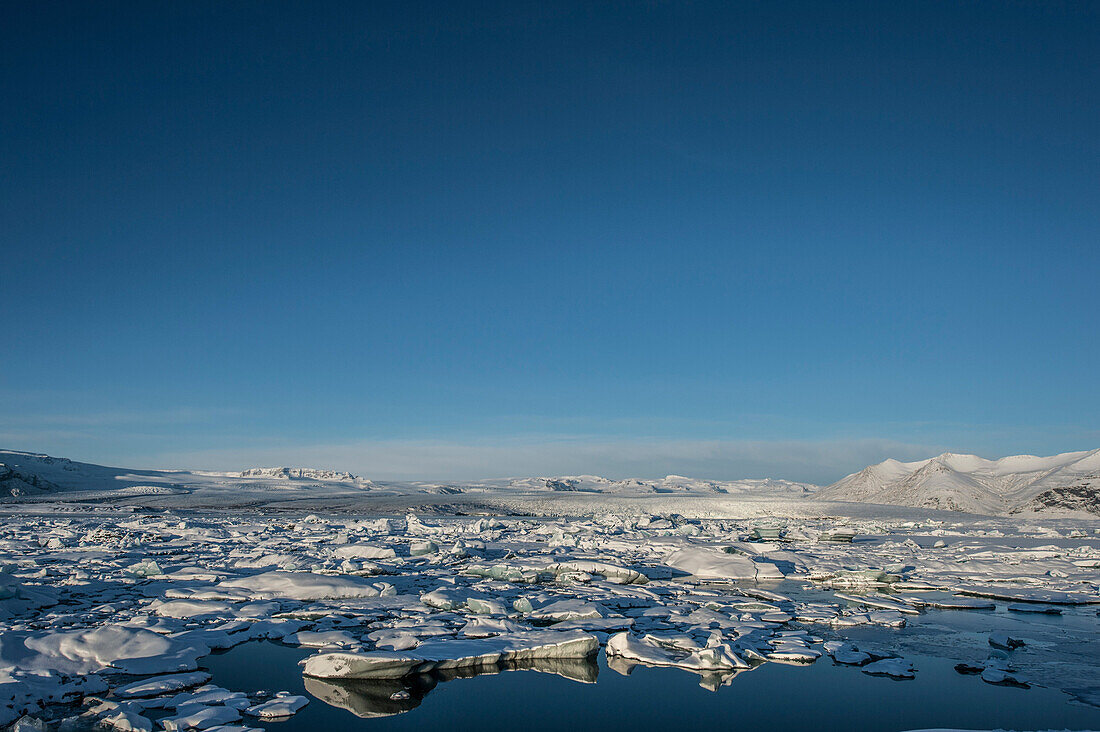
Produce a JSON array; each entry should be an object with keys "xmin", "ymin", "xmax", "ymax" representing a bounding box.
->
[
  {"xmin": 816, "ymin": 449, "xmax": 1100, "ymax": 515},
  {"xmin": 0, "ymin": 449, "xmax": 375, "ymax": 498}
]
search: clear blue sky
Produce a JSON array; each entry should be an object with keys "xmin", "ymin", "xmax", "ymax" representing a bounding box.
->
[{"xmin": 2, "ymin": 1, "xmax": 1098, "ymax": 482}]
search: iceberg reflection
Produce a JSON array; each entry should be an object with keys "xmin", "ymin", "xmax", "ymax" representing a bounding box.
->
[
  {"xmin": 605, "ymin": 655, "xmax": 754, "ymax": 692},
  {"xmin": 303, "ymin": 655, "xmax": 599, "ymax": 718}
]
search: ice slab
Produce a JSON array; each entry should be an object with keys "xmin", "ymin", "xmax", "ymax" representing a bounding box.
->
[
  {"xmin": 114, "ymin": 672, "xmax": 213, "ymax": 699},
  {"xmin": 605, "ymin": 632, "xmax": 749, "ymax": 671},
  {"xmin": 217, "ymin": 571, "xmax": 382, "ymax": 600},
  {"xmin": 861, "ymin": 658, "xmax": 915, "ymax": 678},
  {"xmin": 300, "ymin": 631, "xmax": 599, "ymax": 679},
  {"xmin": 2, "ymin": 627, "xmax": 206, "ymax": 676},
  {"xmin": 245, "ymin": 693, "xmax": 309, "ymax": 718},
  {"xmin": 664, "ymin": 548, "xmax": 785, "ymax": 581}
]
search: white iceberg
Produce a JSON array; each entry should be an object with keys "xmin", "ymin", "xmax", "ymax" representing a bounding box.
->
[{"xmin": 301, "ymin": 631, "xmax": 599, "ymax": 679}]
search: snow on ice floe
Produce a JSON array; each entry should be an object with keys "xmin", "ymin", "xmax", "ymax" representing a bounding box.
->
[
  {"xmin": 0, "ymin": 487, "xmax": 1098, "ymax": 726},
  {"xmin": 861, "ymin": 657, "xmax": 916, "ymax": 679},
  {"xmin": 1, "ymin": 627, "xmax": 206, "ymax": 676},
  {"xmin": 663, "ymin": 547, "xmax": 785, "ymax": 581},
  {"xmin": 113, "ymin": 673, "xmax": 212, "ymax": 699},
  {"xmin": 606, "ymin": 631, "xmax": 749, "ymax": 671},
  {"xmin": 244, "ymin": 692, "xmax": 310, "ymax": 718},
  {"xmin": 216, "ymin": 571, "xmax": 383, "ymax": 600}
]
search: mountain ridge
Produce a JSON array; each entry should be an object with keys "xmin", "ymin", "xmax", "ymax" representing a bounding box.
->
[
  {"xmin": 0, "ymin": 448, "xmax": 813, "ymax": 500},
  {"xmin": 817, "ymin": 448, "xmax": 1100, "ymax": 515}
]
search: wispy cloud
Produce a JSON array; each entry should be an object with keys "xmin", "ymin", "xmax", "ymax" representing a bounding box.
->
[
  {"xmin": 142, "ymin": 436, "xmax": 944, "ymax": 485},
  {"xmin": 0, "ymin": 406, "xmax": 241, "ymax": 429}
]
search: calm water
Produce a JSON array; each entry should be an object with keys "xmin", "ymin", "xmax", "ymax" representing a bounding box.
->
[{"xmin": 202, "ymin": 639, "xmax": 1100, "ymax": 732}]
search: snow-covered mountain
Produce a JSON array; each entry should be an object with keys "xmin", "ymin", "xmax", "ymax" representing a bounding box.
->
[
  {"xmin": 502, "ymin": 474, "xmax": 814, "ymax": 495},
  {"xmin": 237, "ymin": 467, "xmax": 366, "ymax": 482},
  {"xmin": 0, "ymin": 449, "xmax": 376, "ymax": 498},
  {"xmin": 10, "ymin": 446, "xmax": 1095, "ymax": 516},
  {"xmin": 0, "ymin": 448, "xmax": 812, "ymax": 502},
  {"xmin": 816, "ymin": 449, "xmax": 1100, "ymax": 515}
]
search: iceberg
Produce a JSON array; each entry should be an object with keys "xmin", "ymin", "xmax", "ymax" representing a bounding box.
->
[
  {"xmin": 301, "ymin": 631, "xmax": 599, "ymax": 679},
  {"xmin": 605, "ymin": 632, "xmax": 749, "ymax": 671}
]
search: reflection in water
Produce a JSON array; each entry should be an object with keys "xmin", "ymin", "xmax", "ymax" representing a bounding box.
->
[
  {"xmin": 605, "ymin": 655, "xmax": 754, "ymax": 692},
  {"xmin": 305, "ymin": 655, "xmax": 600, "ymax": 718},
  {"xmin": 305, "ymin": 674, "xmax": 435, "ymax": 718}
]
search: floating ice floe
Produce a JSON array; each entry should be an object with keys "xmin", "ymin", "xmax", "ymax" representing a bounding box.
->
[
  {"xmin": 1, "ymin": 626, "xmax": 206, "ymax": 676},
  {"xmin": 113, "ymin": 672, "xmax": 212, "ymax": 699},
  {"xmin": 663, "ymin": 547, "xmax": 785, "ymax": 581},
  {"xmin": 605, "ymin": 632, "xmax": 749, "ymax": 671},
  {"xmin": 988, "ymin": 632, "xmax": 1025, "ymax": 650},
  {"xmin": 332, "ymin": 544, "xmax": 397, "ymax": 560},
  {"xmin": 217, "ymin": 571, "xmax": 382, "ymax": 600},
  {"xmin": 244, "ymin": 693, "xmax": 310, "ymax": 718},
  {"xmin": 301, "ymin": 631, "xmax": 599, "ymax": 679},
  {"xmin": 160, "ymin": 704, "xmax": 241, "ymax": 731},
  {"xmin": 283, "ymin": 630, "xmax": 360, "ymax": 649},
  {"xmin": 861, "ymin": 658, "xmax": 915, "ymax": 679},
  {"xmin": 834, "ymin": 592, "xmax": 920, "ymax": 615},
  {"xmin": 528, "ymin": 599, "xmax": 606, "ymax": 623},
  {"xmin": 822, "ymin": 641, "xmax": 871, "ymax": 665}
]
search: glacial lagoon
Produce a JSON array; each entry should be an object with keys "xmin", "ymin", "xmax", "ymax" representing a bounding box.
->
[{"xmin": 202, "ymin": 636, "xmax": 1100, "ymax": 732}]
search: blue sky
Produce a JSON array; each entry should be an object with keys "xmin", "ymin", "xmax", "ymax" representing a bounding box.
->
[{"xmin": 2, "ymin": 2, "xmax": 1098, "ymax": 482}]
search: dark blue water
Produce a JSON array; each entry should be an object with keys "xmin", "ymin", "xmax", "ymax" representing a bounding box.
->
[{"xmin": 202, "ymin": 640, "xmax": 1100, "ymax": 732}]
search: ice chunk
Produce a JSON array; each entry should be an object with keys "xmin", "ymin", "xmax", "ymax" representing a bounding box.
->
[
  {"xmin": 988, "ymin": 632, "xmax": 1025, "ymax": 650},
  {"xmin": 957, "ymin": 586, "xmax": 1099, "ymax": 605},
  {"xmin": 527, "ymin": 600, "xmax": 605, "ymax": 623},
  {"xmin": 245, "ymin": 693, "xmax": 309, "ymax": 718},
  {"xmin": 7, "ymin": 627, "xmax": 206, "ymax": 675},
  {"xmin": 160, "ymin": 705, "xmax": 241, "ymax": 730},
  {"xmin": 99, "ymin": 710, "xmax": 153, "ymax": 732},
  {"xmin": 605, "ymin": 632, "xmax": 748, "ymax": 671},
  {"xmin": 463, "ymin": 562, "xmax": 547, "ymax": 584},
  {"xmin": 217, "ymin": 571, "xmax": 381, "ymax": 600},
  {"xmin": 301, "ymin": 631, "xmax": 599, "ymax": 679},
  {"xmin": 409, "ymin": 540, "xmax": 438, "ymax": 556},
  {"xmin": 545, "ymin": 561, "xmax": 649, "ymax": 585},
  {"xmin": 981, "ymin": 666, "xmax": 1029, "ymax": 687},
  {"xmin": 861, "ymin": 658, "xmax": 915, "ymax": 678},
  {"xmin": 151, "ymin": 600, "xmax": 234, "ymax": 619},
  {"xmin": 905, "ymin": 595, "xmax": 995, "ymax": 611},
  {"xmin": 664, "ymin": 548, "xmax": 784, "ymax": 581},
  {"xmin": 822, "ymin": 641, "xmax": 870, "ymax": 665},
  {"xmin": 834, "ymin": 593, "xmax": 919, "ymax": 615},
  {"xmin": 283, "ymin": 631, "xmax": 359, "ymax": 649},
  {"xmin": 465, "ymin": 597, "xmax": 508, "ymax": 615},
  {"xmin": 114, "ymin": 672, "xmax": 212, "ymax": 699},
  {"xmin": 126, "ymin": 561, "xmax": 163, "ymax": 578},
  {"xmin": 460, "ymin": 617, "xmax": 526, "ymax": 637},
  {"xmin": 1007, "ymin": 603, "xmax": 1061, "ymax": 614},
  {"xmin": 420, "ymin": 588, "xmax": 473, "ymax": 611},
  {"xmin": 167, "ymin": 687, "xmax": 249, "ymax": 711},
  {"xmin": 332, "ymin": 545, "xmax": 397, "ymax": 560}
]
